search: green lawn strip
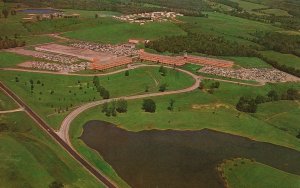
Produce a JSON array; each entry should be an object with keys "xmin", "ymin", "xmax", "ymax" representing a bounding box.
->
[
  {"xmin": 0, "ymin": 112, "xmax": 102, "ymax": 188},
  {"xmin": 0, "ymin": 67, "xmax": 194, "ymax": 129},
  {"xmin": 260, "ymin": 50, "xmax": 300, "ymax": 70},
  {"xmin": 225, "ymin": 56, "xmax": 272, "ymax": 68},
  {"xmin": 0, "ymin": 52, "xmax": 32, "ymax": 68},
  {"xmin": 198, "ymin": 73, "xmax": 260, "ymax": 84},
  {"xmin": 63, "ymin": 21, "xmax": 186, "ymax": 44},
  {"xmin": 222, "ymin": 158, "xmax": 300, "ymax": 188},
  {"xmin": 0, "ymin": 91, "xmax": 18, "ymax": 111}
]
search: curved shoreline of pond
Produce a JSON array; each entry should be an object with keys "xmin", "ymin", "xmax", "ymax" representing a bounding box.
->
[{"xmin": 80, "ymin": 120, "xmax": 300, "ymax": 188}]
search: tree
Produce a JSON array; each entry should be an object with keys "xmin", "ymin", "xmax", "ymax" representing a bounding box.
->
[
  {"xmin": 15, "ymin": 77, "xmax": 19, "ymax": 82},
  {"xmin": 145, "ymin": 85, "xmax": 149, "ymax": 92},
  {"xmin": 102, "ymin": 89, "xmax": 110, "ymax": 99},
  {"xmin": 125, "ymin": 70, "xmax": 129, "ymax": 76},
  {"xmin": 286, "ymin": 88, "xmax": 299, "ymax": 100},
  {"xmin": 199, "ymin": 82, "xmax": 204, "ymax": 90},
  {"xmin": 159, "ymin": 83, "xmax": 168, "ymax": 92},
  {"xmin": 2, "ymin": 8, "xmax": 9, "ymax": 19},
  {"xmin": 267, "ymin": 90, "xmax": 279, "ymax": 101},
  {"xmin": 102, "ymin": 102, "xmax": 109, "ymax": 113},
  {"xmin": 210, "ymin": 82, "xmax": 220, "ymax": 89},
  {"xmin": 116, "ymin": 99, "xmax": 128, "ymax": 113},
  {"xmin": 159, "ymin": 65, "xmax": 167, "ymax": 76},
  {"xmin": 236, "ymin": 96, "xmax": 257, "ymax": 113},
  {"xmin": 142, "ymin": 99, "xmax": 156, "ymax": 113},
  {"xmin": 167, "ymin": 99, "xmax": 175, "ymax": 111},
  {"xmin": 255, "ymin": 95, "xmax": 266, "ymax": 104},
  {"xmin": 49, "ymin": 181, "xmax": 64, "ymax": 188}
]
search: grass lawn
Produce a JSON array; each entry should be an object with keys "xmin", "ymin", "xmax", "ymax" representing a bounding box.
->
[
  {"xmin": 0, "ymin": 66, "xmax": 195, "ymax": 129},
  {"xmin": 254, "ymin": 101, "xmax": 300, "ymax": 137},
  {"xmin": 0, "ymin": 112, "xmax": 102, "ymax": 188},
  {"xmin": 0, "ymin": 52, "xmax": 31, "ymax": 68},
  {"xmin": 226, "ymin": 56, "xmax": 271, "ymax": 68},
  {"xmin": 260, "ymin": 51, "xmax": 300, "ymax": 70},
  {"xmin": 63, "ymin": 20, "xmax": 186, "ymax": 44},
  {"xmin": 69, "ymin": 81, "xmax": 300, "ymax": 188},
  {"xmin": 222, "ymin": 158, "xmax": 300, "ymax": 188},
  {"xmin": 0, "ymin": 91, "xmax": 18, "ymax": 111}
]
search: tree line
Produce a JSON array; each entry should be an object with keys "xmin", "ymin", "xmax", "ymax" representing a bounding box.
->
[
  {"xmin": 236, "ymin": 88, "xmax": 300, "ymax": 113},
  {"xmin": 252, "ymin": 31, "xmax": 300, "ymax": 57},
  {"xmin": 0, "ymin": 36, "xmax": 25, "ymax": 49},
  {"xmin": 93, "ymin": 76, "xmax": 110, "ymax": 99},
  {"xmin": 145, "ymin": 30, "xmax": 256, "ymax": 57}
]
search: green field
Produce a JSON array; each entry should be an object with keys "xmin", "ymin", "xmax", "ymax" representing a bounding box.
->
[
  {"xmin": 261, "ymin": 8, "xmax": 292, "ymax": 17},
  {"xmin": 231, "ymin": 0, "xmax": 268, "ymax": 15},
  {"xmin": 222, "ymin": 158, "xmax": 300, "ymax": 188},
  {"xmin": 254, "ymin": 101, "xmax": 300, "ymax": 137},
  {"xmin": 0, "ymin": 52, "xmax": 31, "ymax": 68},
  {"xmin": 68, "ymin": 80, "xmax": 300, "ymax": 187},
  {"xmin": 0, "ymin": 66, "xmax": 194, "ymax": 129},
  {"xmin": 64, "ymin": 20, "xmax": 186, "ymax": 44},
  {"xmin": 0, "ymin": 91, "xmax": 18, "ymax": 110},
  {"xmin": 0, "ymin": 112, "xmax": 102, "ymax": 188},
  {"xmin": 226, "ymin": 56, "xmax": 271, "ymax": 68},
  {"xmin": 260, "ymin": 51, "xmax": 300, "ymax": 69},
  {"xmin": 179, "ymin": 12, "xmax": 281, "ymax": 46}
]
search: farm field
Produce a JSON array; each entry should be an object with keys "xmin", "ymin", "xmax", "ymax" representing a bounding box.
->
[
  {"xmin": 0, "ymin": 66, "xmax": 195, "ymax": 129},
  {"xmin": 222, "ymin": 158, "xmax": 300, "ymax": 188},
  {"xmin": 260, "ymin": 51, "xmax": 300, "ymax": 70},
  {"xmin": 0, "ymin": 112, "xmax": 102, "ymax": 188}
]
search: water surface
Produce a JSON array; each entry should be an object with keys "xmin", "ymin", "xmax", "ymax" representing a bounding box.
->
[{"xmin": 81, "ymin": 120, "xmax": 300, "ymax": 188}]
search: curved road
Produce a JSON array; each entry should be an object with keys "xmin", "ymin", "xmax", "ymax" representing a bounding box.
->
[
  {"xmin": 57, "ymin": 66, "xmax": 201, "ymax": 145},
  {"xmin": 1, "ymin": 63, "xmax": 265, "ymax": 187},
  {"xmin": 0, "ymin": 65, "xmax": 200, "ymax": 188}
]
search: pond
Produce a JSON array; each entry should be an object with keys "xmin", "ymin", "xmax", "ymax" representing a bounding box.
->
[
  {"xmin": 80, "ymin": 120, "xmax": 300, "ymax": 188},
  {"xmin": 18, "ymin": 9, "xmax": 62, "ymax": 14}
]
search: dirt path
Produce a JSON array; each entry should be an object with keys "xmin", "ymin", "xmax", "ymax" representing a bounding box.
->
[{"xmin": 0, "ymin": 107, "xmax": 24, "ymax": 114}]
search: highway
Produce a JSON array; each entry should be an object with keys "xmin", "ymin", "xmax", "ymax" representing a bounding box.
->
[{"xmin": 0, "ymin": 81, "xmax": 118, "ymax": 188}]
